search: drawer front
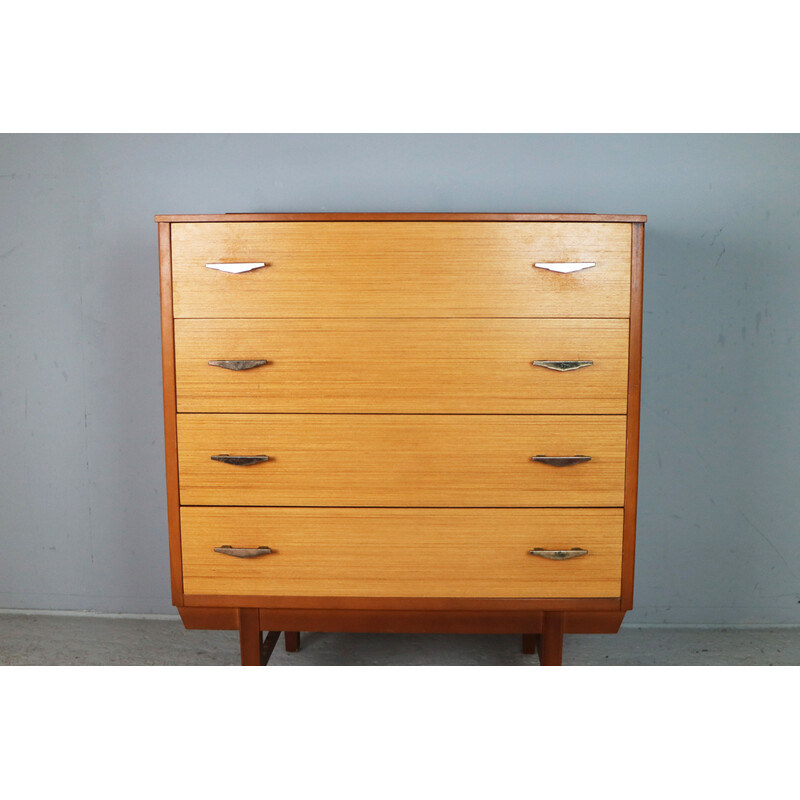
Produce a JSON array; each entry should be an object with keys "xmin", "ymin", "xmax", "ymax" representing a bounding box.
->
[
  {"xmin": 177, "ymin": 414, "xmax": 627, "ymax": 507},
  {"xmin": 174, "ymin": 318, "xmax": 630, "ymax": 414},
  {"xmin": 181, "ymin": 507, "xmax": 623, "ymax": 598},
  {"xmin": 171, "ymin": 222, "xmax": 632, "ymax": 318}
]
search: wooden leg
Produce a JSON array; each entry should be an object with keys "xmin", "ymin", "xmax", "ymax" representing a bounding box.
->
[
  {"xmin": 239, "ymin": 608, "xmax": 262, "ymax": 666},
  {"xmin": 285, "ymin": 631, "xmax": 300, "ymax": 652},
  {"xmin": 260, "ymin": 630, "xmax": 281, "ymax": 665},
  {"xmin": 522, "ymin": 634, "xmax": 538, "ymax": 655},
  {"xmin": 538, "ymin": 612, "xmax": 565, "ymax": 666}
]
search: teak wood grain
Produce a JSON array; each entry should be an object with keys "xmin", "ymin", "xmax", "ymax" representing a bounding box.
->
[
  {"xmin": 176, "ymin": 413, "xmax": 628, "ymax": 507},
  {"xmin": 622, "ymin": 222, "xmax": 645, "ymax": 610},
  {"xmin": 181, "ymin": 507, "xmax": 623, "ymax": 598},
  {"xmin": 157, "ymin": 212, "xmax": 645, "ymax": 666},
  {"xmin": 174, "ymin": 318, "xmax": 630, "ymax": 414},
  {"xmin": 184, "ymin": 594, "xmax": 621, "ymax": 611},
  {"xmin": 170, "ymin": 222, "xmax": 632, "ymax": 318},
  {"xmin": 158, "ymin": 222, "xmax": 184, "ymax": 606},
  {"xmin": 176, "ymin": 605, "xmax": 625, "ymax": 634}
]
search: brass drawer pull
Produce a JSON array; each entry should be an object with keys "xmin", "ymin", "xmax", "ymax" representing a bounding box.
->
[
  {"xmin": 205, "ymin": 262, "xmax": 266, "ymax": 274},
  {"xmin": 532, "ymin": 360, "xmax": 594, "ymax": 371},
  {"xmin": 208, "ymin": 359, "xmax": 268, "ymax": 371},
  {"xmin": 531, "ymin": 455, "xmax": 591, "ymax": 466},
  {"xmin": 529, "ymin": 548, "xmax": 588, "ymax": 560},
  {"xmin": 533, "ymin": 262, "xmax": 595, "ymax": 273},
  {"xmin": 211, "ymin": 454, "xmax": 270, "ymax": 466},
  {"xmin": 214, "ymin": 545, "xmax": 273, "ymax": 558}
]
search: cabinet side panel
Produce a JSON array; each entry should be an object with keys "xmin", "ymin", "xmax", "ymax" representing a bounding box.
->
[
  {"xmin": 621, "ymin": 222, "xmax": 644, "ymax": 610},
  {"xmin": 159, "ymin": 222, "xmax": 184, "ymax": 606}
]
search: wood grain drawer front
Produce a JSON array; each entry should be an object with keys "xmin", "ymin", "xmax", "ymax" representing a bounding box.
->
[
  {"xmin": 170, "ymin": 222, "xmax": 632, "ymax": 318},
  {"xmin": 174, "ymin": 318, "xmax": 630, "ymax": 414},
  {"xmin": 176, "ymin": 414, "xmax": 627, "ymax": 507},
  {"xmin": 181, "ymin": 507, "xmax": 624, "ymax": 598}
]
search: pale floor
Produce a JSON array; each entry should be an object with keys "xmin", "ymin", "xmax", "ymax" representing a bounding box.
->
[{"xmin": 0, "ymin": 612, "xmax": 798, "ymax": 665}]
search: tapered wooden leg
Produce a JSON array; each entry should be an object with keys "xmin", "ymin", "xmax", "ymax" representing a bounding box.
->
[
  {"xmin": 522, "ymin": 634, "xmax": 538, "ymax": 655},
  {"xmin": 285, "ymin": 631, "xmax": 300, "ymax": 652},
  {"xmin": 538, "ymin": 612, "xmax": 565, "ymax": 666},
  {"xmin": 260, "ymin": 630, "xmax": 281, "ymax": 664},
  {"xmin": 239, "ymin": 608, "xmax": 262, "ymax": 666}
]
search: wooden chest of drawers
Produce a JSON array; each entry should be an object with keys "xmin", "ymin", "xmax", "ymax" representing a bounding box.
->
[{"xmin": 157, "ymin": 213, "xmax": 645, "ymax": 665}]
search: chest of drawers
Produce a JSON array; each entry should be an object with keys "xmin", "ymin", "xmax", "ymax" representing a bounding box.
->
[{"xmin": 157, "ymin": 213, "xmax": 645, "ymax": 665}]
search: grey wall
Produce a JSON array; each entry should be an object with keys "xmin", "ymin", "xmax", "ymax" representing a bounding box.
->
[{"xmin": 1, "ymin": 133, "xmax": 798, "ymax": 623}]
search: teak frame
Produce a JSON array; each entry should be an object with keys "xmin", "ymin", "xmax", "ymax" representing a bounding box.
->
[{"xmin": 157, "ymin": 213, "xmax": 645, "ymax": 666}]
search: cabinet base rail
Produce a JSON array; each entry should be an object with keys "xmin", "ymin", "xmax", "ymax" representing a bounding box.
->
[{"xmin": 224, "ymin": 607, "xmax": 624, "ymax": 667}]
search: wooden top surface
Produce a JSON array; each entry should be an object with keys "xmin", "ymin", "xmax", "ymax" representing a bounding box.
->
[{"xmin": 155, "ymin": 212, "xmax": 647, "ymax": 223}]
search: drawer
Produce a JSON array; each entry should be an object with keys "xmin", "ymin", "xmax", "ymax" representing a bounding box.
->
[
  {"xmin": 176, "ymin": 414, "xmax": 627, "ymax": 507},
  {"xmin": 180, "ymin": 507, "xmax": 624, "ymax": 598},
  {"xmin": 174, "ymin": 318, "xmax": 630, "ymax": 413},
  {"xmin": 170, "ymin": 222, "xmax": 632, "ymax": 318}
]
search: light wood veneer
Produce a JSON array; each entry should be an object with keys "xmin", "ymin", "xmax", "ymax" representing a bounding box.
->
[
  {"xmin": 171, "ymin": 222, "xmax": 632, "ymax": 318},
  {"xmin": 176, "ymin": 413, "xmax": 627, "ymax": 507},
  {"xmin": 181, "ymin": 508, "xmax": 624, "ymax": 598},
  {"xmin": 174, "ymin": 318, "xmax": 629, "ymax": 414},
  {"xmin": 157, "ymin": 213, "xmax": 645, "ymax": 666}
]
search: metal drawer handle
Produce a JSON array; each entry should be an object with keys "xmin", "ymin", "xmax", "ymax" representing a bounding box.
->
[
  {"xmin": 531, "ymin": 455, "xmax": 591, "ymax": 466},
  {"xmin": 208, "ymin": 360, "xmax": 268, "ymax": 371},
  {"xmin": 210, "ymin": 454, "xmax": 270, "ymax": 466},
  {"xmin": 533, "ymin": 262, "xmax": 595, "ymax": 273},
  {"xmin": 529, "ymin": 548, "xmax": 588, "ymax": 560},
  {"xmin": 532, "ymin": 360, "xmax": 594, "ymax": 371},
  {"xmin": 214, "ymin": 545, "xmax": 273, "ymax": 558},
  {"xmin": 205, "ymin": 262, "xmax": 266, "ymax": 274}
]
